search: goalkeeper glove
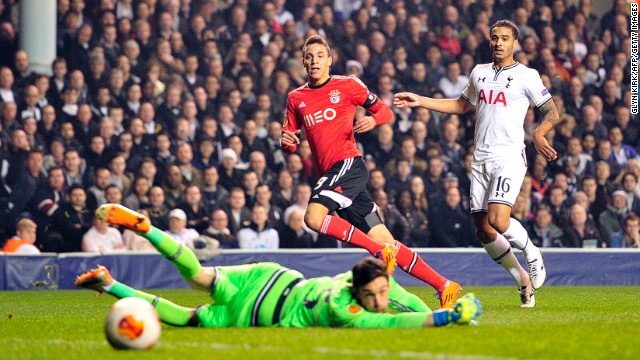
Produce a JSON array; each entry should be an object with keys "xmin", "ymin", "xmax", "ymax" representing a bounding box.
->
[{"xmin": 433, "ymin": 293, "xmax": 483, "ymax": 326}]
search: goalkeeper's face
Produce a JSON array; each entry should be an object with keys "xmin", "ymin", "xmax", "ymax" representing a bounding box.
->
[
  {"xmin": 303, "ymin": 43, "xmax": 332, "ymax": 85},
  {"xmin": 354, "ymin": 276, "xmax": 390, "ymax": 313}
]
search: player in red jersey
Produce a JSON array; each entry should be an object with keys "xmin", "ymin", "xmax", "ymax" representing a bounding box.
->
[{"xmin": 280, "ymin": 35, "xmax": 461, "ymax": 308}]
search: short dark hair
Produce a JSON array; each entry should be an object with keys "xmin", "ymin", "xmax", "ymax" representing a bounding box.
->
[
  {"xmin": 352, "ymin": 257, "xmax": 389, "ymax": 293},
  {"xmin": 68, "ymin": 184, "xmax": 86, "ymax": 194},
  {"xmin": 302, "ymin": 34, "xmax": 331, "ymax": 57},
  {"xmin": 490, "ymin": 19, "xmax": 520, "ymax": 40}
]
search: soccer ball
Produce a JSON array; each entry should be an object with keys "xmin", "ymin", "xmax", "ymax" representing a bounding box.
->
[{"xmin": 104, "ymin": 297, "xmax": 161, "ymax": 350}]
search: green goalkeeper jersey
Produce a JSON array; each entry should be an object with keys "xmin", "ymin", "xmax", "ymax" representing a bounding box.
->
[
  {"xmin": 277, "ymin": 271, "xmax": 433, "ymax": 328},
  {"xmin": 196, "ymin": 262, "xmax": 432, "ymax": 328}
]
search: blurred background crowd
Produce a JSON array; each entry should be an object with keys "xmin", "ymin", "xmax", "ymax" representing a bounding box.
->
[{"xmin": 0, "ymin": 0, "xmax": 638, "ymax": 255}]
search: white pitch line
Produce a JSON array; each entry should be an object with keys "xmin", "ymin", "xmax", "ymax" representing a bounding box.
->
[{"xmin": 0, "ymin": 338, "xmax": 517, "ymax": 360}]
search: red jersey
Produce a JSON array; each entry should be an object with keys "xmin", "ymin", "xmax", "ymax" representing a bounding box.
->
[{"xmin": 283, "ymin": 75, "xmax": 391, "ymax": 176}]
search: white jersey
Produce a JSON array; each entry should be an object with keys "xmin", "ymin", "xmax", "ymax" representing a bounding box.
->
[{"xmin": 461, "ymin": 62, "xmax": 551, "ymax": 163}]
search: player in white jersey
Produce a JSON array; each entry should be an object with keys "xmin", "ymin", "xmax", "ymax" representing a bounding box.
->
[{"xmin": 394, "ymin": 20, "xmax": 559, "ymax": 307}]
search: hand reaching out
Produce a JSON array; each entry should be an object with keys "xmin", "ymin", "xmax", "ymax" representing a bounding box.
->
[{"xmin": 393, "ymin": 92, "xmax": 420, "ymax": 108}]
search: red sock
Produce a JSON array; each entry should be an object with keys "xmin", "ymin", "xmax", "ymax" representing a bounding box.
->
[
  {"xmin": 394, "ymin": 241, "xmax": 448, "ymax": 291},
  {"xmin": 320, "ymin": 215, "xmax": 384, "ymax": 254}
]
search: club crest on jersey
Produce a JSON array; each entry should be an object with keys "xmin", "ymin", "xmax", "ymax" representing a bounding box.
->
[{"xmin": 329, "ymin": 90, "xmax": 341, "ymax": 104}]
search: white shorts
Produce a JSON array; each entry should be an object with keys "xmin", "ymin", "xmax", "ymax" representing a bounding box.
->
[{"xmin": 470, "ymin": 157, "xmax": 527, "ymax": 213}]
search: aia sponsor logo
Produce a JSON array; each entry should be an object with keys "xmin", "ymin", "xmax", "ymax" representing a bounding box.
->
[{"xmin": 478, "ymin": 89, "xmax": 507, "ymax": 106}]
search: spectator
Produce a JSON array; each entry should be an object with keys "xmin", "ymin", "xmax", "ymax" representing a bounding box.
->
[
  {"xmin": 199, "ymin": 166, "xmax": 227, "ymax": 211},
  {"xmin": 610, "ymin": 214, "xmax": 640, "ymax": 248},
  {"xmin": 221, "ymin": 186, "xmax": 251, "ymax": 235},
  {"xmin": 51, "ymin": 184, "xmax": 92, "ymax": 252},
  {"xmin": 2, "ymin": 218, "xmax": 40, "ymax": 254},
  {"xmin": 31, "ymin": 166, "xmax": 66, "ymax": 250},
  {"xmin": 82, "ymin": 216, "xmax": 125, "ymax": 252},
  {"xmin": 192, "ymin": 138, "xmax": 216, "ymax": 172},
  {"xmin": 165, "ymin": 208, "xmax": 199, "ymax": 246},
  {"xmin": 178, "ymin": 184, "xmax": 209, "ymax": 233},
  {"xmin": 528, "ymin": 204, "xmax": 564, "ymax": 248},
  {"xmin": 255, "ymin": 183, "xmax": 284, "ymax": 232},
  {"xmin": 424, "ymin": 156, "xmax": 446, "ymax": 205},
  {"xmin": 175, "ymin": 142, "xmax": 202, "ymax": 186},
  {"xmin": 7, "ymin": 150, "xmax": 45, "ymax": 226},
  {"xmin": 123, "ymin": 176, "xmax": 150, "ymax": 211},
  {"xmin": 373, "ymin": 189, "xmax": 411, "ymax": 245},
  {"xmin": 108, "ymin": 153, "xmax": 132, "ymax": 195},
  {"xmin": 62, "ymin": 148, "xmax": 86, "ymax": 186},
  {"xmin": 217, "ymin": 148, "xmax": 244, "ymax": 191},
  {"xmin": 613, "ymin": 107, "xmax": 638, "ymax": 149},
  {"xmin": 201, "ymin": 209, "xmax": 238, "ymax": 249},
  {"xmin": 620, "ymin": 172, "xmax": 640, "ymax": 215},
  {"xmin": 595, "ymin": 138, "xmax": 622, "ymax": 180},
  {"xmin": 142, "ymin": 186, "xmax": 170, "ymax": 231},
  {"xmin": 555, "ymin": 136, "xmax": 594, "ymax": 178},
  {"xmin": 608, "ymin": 126, "xmax": 639, "ymax": 168},
  {"xmin": 512, "ymin": 193, "xmax": 534, "ymax": 228},
  {"xmin": 394, "ymin": 189, "xmax": 430, "ymax": 247},
  {"xmin": 598, "ymin": 190, "xmax": 630, "ymax": 245},
  {"xmin": 428, "ymin": 187, "xmax": 477, "ymax": 248},
  {"xmin": 384, "ymin": 157, "xmax": 412, "ymax": 202},
  {"xmin": 562, "ymin": 203, "xmax": 603, "ymax": 248},
  {"xmin": 283, "ymin": 183, "xmax": 313, "ymax": 238},
  {"xmin": 5, "ymin": 129, "xmax": 30, "ymax": 186},
  {"xmin": 248, "ymin": 151, "xmax": 276, "ymax": 187},
  {"xmin": 544, "ymin": 185, "xmax": 569, "ymax": 229},
  {"xmin": 579, "ymin": 175, "xmax": 609, "ymax": 221},
  {"xmin": 237, "ymin": 204, "xmax": 279, "ymax": 249},
  {"xmin": 622, "ymin": 160, "xmax": 640, "ymax": 198},
  {"xmin": 279, "ymin": 208, "xmax": 314, "ymax": 248},
  {"xmin": 86, "ymin": 167, "xmax": 111, "ymax": 211},
  {"xmin": 438, "ymin": 61, "xmax": 468, "ymax": 99},
  {"xmin": 439, "ymin": 120, "xmax": 465, "ymax": 174},
  {"xmin": 162, "ymin": 164, "xmax": 186, "ymax": 209}
]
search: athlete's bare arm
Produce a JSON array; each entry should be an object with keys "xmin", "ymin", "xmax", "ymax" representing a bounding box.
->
[
  {"xmin": 394, "ymin": 92, "xmax": 474, "ymax": 115},
  {"xmin": 532, "ymin": 99, "xmax": 559, "ymax": 161}
]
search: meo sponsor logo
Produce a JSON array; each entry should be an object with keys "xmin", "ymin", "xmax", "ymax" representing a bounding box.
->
[{"xmin": 303, "ymin": 108, "xmax": 337, "ymax": 127}]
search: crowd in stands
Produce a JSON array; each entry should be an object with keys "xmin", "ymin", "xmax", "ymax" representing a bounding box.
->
[{"xmin": 0, "ymin": 0, "xmax": 638, "ymax": 254}]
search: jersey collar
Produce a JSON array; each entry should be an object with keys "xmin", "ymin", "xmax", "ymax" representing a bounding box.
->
[
  {"xmin": 308, "ymin": 75, "xmax": 332, "ymax": 89},
  {"xmin": 492, "ymin": 62, "xmax": 520, "ymax": 72}
]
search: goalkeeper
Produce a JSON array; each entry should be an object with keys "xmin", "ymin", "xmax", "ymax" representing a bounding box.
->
[{"xmin": 76, "ymin": 204, "xmax": 482, "ymax": 328}]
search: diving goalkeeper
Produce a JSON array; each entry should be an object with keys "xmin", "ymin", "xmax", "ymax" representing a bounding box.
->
[{"xmin": 76, "ymin": 204, "xmax": 482, "ymax": 328}]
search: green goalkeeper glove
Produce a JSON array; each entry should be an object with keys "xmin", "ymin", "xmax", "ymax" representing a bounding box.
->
[{"xmin": 433, "ymin": 293, "xmax": 483, "ymax": 326}]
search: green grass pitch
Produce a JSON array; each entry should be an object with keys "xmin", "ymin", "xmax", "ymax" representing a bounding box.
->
[{"xmin": 1, "ymin": 286, "xmax": 638, "ymax": 359}]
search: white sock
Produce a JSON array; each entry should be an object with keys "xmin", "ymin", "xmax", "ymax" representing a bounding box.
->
[
  {"xmin": 503, "ymin": 218, "xmax": 534, "ymax": 257},
  {"xmin": 484, "ymin": 234, "xmax": 528, "ymax": 287}
]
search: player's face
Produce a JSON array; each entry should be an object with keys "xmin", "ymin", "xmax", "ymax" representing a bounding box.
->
[
  {"xmin": 490, "ymin": 26, "xmax": 517, "ymax": 64},
  {"xmin": 355, "ymin": 276, "xmax": 390, "ymax": 313},
  {"xmin": 303, "ymin": 43, "xmax": 332, "ymax": 85}
]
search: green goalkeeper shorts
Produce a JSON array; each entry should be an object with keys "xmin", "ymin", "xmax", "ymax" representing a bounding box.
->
[{"xmin": 196, "ymin": 262, "xmax": 304, "ymax": 327}]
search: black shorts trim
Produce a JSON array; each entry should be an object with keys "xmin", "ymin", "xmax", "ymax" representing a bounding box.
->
[{"xmin": 488, "ymin": 200, "xmax": 514, "ymax": 207}]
